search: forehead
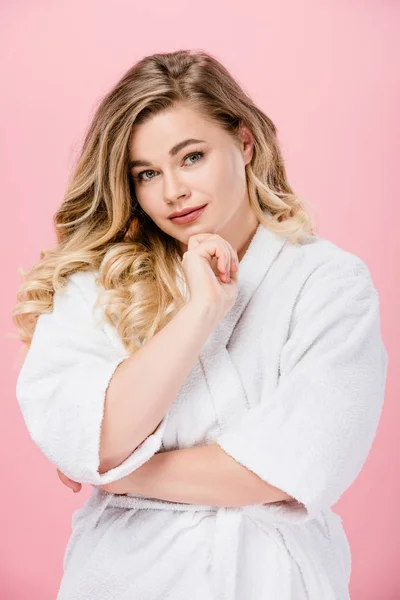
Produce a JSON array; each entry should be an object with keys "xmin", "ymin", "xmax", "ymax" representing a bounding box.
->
[{"xmin": 129, "ymin": 104, "xmax": 224, "ymax": 158}]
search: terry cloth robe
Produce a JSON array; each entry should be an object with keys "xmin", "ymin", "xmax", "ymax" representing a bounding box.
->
[{"xmin": 16, "ymin": 215, "xmax": 388, "ymax": 600}]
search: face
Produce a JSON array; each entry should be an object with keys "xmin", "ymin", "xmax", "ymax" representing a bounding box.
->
[{"xmin": 128, "ymin": 102, "xmax": 255, "ymax": 254}]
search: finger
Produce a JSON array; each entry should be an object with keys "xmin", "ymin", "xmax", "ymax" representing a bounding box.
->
[
  {"xmin": 193, "ymin": 237, "xmax": 228, "ymax": 279},
  {"xmin": 57, "ymin": 469, "xmax": 69, "ymax": 485},
  {"xmin": 187, "ymin": 233, "xmax": 214, "ymax": 250},
  {"xmin": 220, "ymin": 241, "xmax": 240, "ymax": 282},
  {"xmin": 229, "ymin": 266, "xmax": 239, "ymax": 283},
  {"xmin": 230, "ymin": 248, "xmax": 239, "ymax": 275},
  {"xmin": 57, "ymin": 469, "xmax": 82, "ymax": 493},
  {"xmin": 187, "ymin": 234, "xmax": 234, "ymax": 283},
  {"xmin": 216, "ymin": 243, "xmax": 230, "ymax": 281},
  {"xmin": 221, "ymin": 242, "xmax": 231, "ymax": 282}
]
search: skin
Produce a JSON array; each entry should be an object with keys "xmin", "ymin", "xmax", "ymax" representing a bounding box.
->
[
  {"xmin": 128, "ymin": 100, "xmax": 259, "ymax": 262},
  {"xmin": 58, "ymin": 102, "xmax": 294, "ymax": 506}
]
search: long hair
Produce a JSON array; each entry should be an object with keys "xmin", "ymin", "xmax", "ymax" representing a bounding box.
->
[{"xmin": 12, "ymin": 49, "xmax": 317, "ymax": 357}]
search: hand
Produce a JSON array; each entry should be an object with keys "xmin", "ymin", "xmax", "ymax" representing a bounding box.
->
[
  {"xmin": 57, "ymin": 469, "xmax": 82, "ymax": 493},
  {"xmin": 182, "ymin": 233, "xmax": 239, "ymax": 323},
  {"xmin": 56, "ymin": 468, "xmax": 128, "ymax": 495}
]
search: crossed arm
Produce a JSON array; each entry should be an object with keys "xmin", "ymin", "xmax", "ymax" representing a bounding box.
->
[{"xmin": 96, "ymin": 443, "xmax": 294, "ymax": 507}]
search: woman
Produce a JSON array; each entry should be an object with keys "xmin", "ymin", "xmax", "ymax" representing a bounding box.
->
[{"xmin": 13, "ymin": 49, "xmax": 388, "ymax": 599}]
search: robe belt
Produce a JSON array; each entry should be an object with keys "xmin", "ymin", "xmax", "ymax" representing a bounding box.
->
[{"xmin": 105, "ymin": 494, "xmax": 338, "ymax": 600}]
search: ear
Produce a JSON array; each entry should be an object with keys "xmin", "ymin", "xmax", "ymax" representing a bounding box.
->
[{"xmin": 238, "ymin": 122, "xmax": 254, "ymax": 166}]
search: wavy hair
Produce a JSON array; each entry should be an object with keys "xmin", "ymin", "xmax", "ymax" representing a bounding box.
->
[{"xmin": 12, "ymin": 49, "xmax": 317, "ymax": 358}]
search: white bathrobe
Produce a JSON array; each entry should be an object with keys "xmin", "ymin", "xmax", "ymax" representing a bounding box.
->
[{"xmin": 16, "ymin": 217, "xmax": 388, "ymax": 600}]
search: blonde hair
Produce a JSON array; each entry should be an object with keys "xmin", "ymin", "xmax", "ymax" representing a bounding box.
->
[{"xmin": 12, "ymin": 49, "xmax": 317, "ymax": 357}]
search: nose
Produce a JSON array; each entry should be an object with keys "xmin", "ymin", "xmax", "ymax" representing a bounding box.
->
[{"xmin": 163, "ymin": 168, "xmax": 191, "ymax": 204}]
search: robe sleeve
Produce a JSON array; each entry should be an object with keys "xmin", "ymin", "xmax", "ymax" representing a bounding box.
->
[
  {"xmin": 15, "ymin": 273, "xmax": 169, "ymax": 486},
  {"xmin": 215, "ymin": 253, "xmax": 388, "ymax": 521}
]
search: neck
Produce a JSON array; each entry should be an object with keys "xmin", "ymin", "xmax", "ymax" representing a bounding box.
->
[
  {"xmin": 232, "ymin": 209, "xmax": 260, "ymax": 262},
  {"xmin": 214, "ymin": 205, "xmax": 260, "ymax": 262}
]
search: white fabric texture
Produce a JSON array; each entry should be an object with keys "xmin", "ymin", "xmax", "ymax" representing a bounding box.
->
[
  {"xmin": 216, "ymin": 250, "xmax": 387, "ymax": 522},
  {"xmin": 16, "ymin": 215, "xmax": 388, "ymax": 599},
  {"xmin": 16, "ymin": 271, "xmax": 170, "ymax": 485}
]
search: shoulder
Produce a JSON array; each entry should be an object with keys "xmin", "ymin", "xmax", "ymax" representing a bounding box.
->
[
  {"xmin": 64, "ymin": 269, "xmax": 100, "ymax": 299},
  {"xmin": 41, "ymin": 269, "xmax": 127, "ymax": 352},
  {"xmin": 56, "ymin": 269, "xmax": 103, "ymax": 306},
  {"xmin": 50, "ymin": 269, "xmax": 103, "ymax": 328},
  {"xmin": 278, "ymin": 235, "xmax": 382, "ymax": 336},
  {"xmin": 280, "ymin": 233, "xmax": 376, "ymax": 289},
  {"xmin": 63, "ymin": 270, "xmax": 127, "ymax": 351}
]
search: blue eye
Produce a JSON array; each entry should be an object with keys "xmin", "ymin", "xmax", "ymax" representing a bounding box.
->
[
  {"xmin": 135, "ymin": 151, "xmax": 204, "ymax": 183},
  {"xmin": 136, "ymin": 169, "xmax": 156, "ymax": 182},
  {"xmin": 183, "ymin": 151, "xmax": 204, "ymax": 165}
]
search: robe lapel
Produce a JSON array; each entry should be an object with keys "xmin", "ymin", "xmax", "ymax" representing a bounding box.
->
[{"xmin": 199, "ymin": 219, "xmax": 287, "ymax": 430}]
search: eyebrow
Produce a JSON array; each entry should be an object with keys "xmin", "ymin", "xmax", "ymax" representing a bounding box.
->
[{"xmin": 128, "ymin": 138, "xmax": 206, "ymax": 169}]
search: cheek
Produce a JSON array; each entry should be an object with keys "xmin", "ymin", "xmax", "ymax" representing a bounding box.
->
[
  {"xmin": 206, "ymin": 154, "xmax": 245, "ymax": 200},
  {"xmin": 134, "ymin": 186, "xmax": 158, "ymax": 215}
]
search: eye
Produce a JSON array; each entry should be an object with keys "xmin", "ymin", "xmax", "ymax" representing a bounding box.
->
[
  {"xmin": 134, "ymin": 151, "xmax": 204, "ymax": 183},
  {"xmin": 183, "ymin": 151, "xmax": 204, "ymax": 165},
  {"xmin": 135, "ymin": 169, "xmax": 156, "ymax": 182}
]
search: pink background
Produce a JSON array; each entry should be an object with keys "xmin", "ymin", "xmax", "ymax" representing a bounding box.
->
[{"xmin": 1, "ymin": 1, "xmax": 398, "ymax": 598}]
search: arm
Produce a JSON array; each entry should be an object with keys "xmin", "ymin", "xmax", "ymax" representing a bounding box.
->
[
  {"xmin": 213, "ymin": 254, "xmax": 388, "ymax": 520},
  {"xmin": 104, "ymin": 254, "xmax": 387, "ymax": 516},
  {"xmin": 100, "ymin": 301, "xmax": 219, "ymax": 474},
  {"xmin": 15, "ymin": 272, "xmax": 216, "ymax": 486},
  {"xmin": 102, "ymin": 444, "xmax": 294, "ymax": 507}
]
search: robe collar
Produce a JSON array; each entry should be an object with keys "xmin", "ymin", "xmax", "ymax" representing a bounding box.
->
[
  {"xmin": 207, "ymin": 213, "xmax": 288, "ymax": 350},
  {"xmin": 194, "ymin": 214, "xmax": 288, "ymax": 427}
]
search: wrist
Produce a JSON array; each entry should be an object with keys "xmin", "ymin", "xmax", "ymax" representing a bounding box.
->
[{"xmin": 184, "ymin": 300, "xmax": 220, "ymax": 330}]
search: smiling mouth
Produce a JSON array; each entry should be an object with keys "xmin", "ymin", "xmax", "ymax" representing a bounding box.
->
[
  {"xmin": 169, "ymin": 204, "xmax": 208, "ymax": 224},
  {"xmin": 169, "ymin": 204, "xmax": 207, "ymax": 219}
]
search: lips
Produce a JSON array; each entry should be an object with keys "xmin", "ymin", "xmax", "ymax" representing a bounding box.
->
[
  {"xmin": 169, "ymin": 204, "xmax": 207, "ymax": 219},
  {"xmin": 169, "ymin": 204, "xmax": 207, "ymax": 225}
]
